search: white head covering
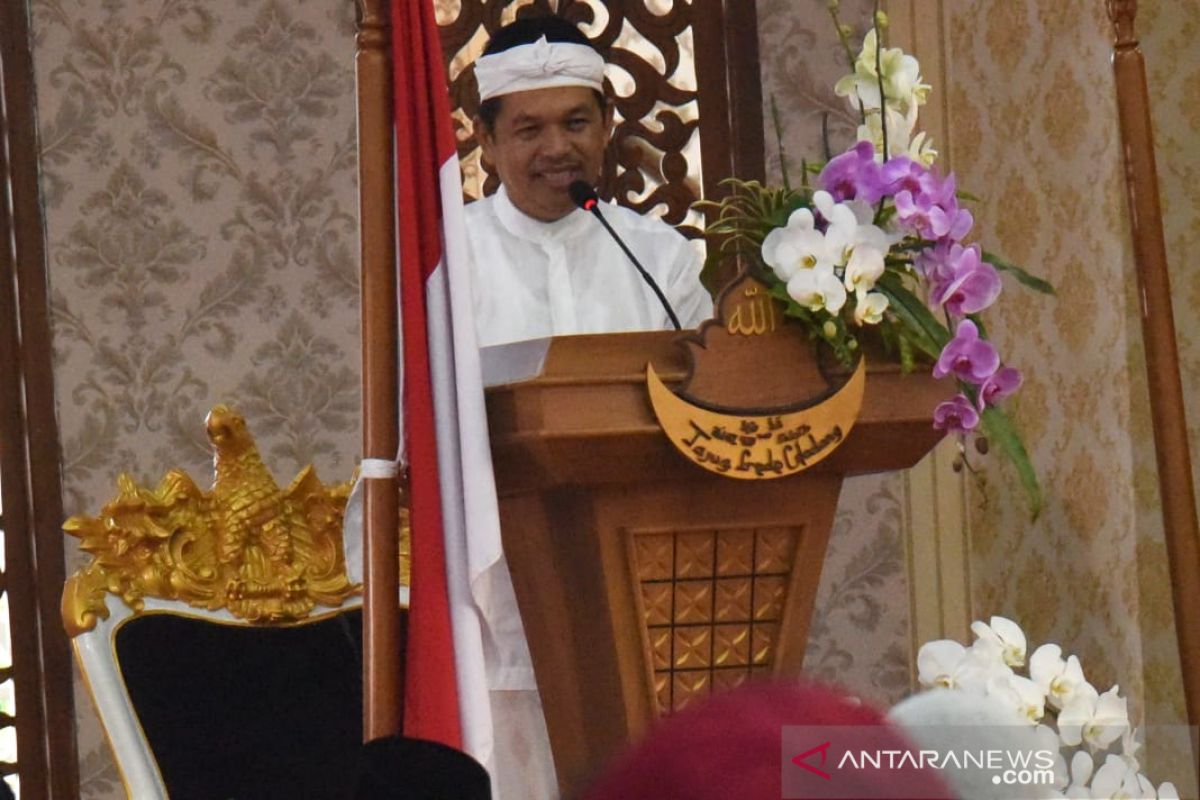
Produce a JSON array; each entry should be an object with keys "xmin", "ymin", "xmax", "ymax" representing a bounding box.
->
[{"xmin": 475, "ymin": 35, "xmax": 605, "ymax": 102}]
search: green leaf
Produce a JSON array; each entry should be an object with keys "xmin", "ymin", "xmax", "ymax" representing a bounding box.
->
[
  {"xmin": 700, "ymin": 252, "xmax": 724, "ymax": 296},
  {"xmin": 983, "ymin": 251, "xmax": 1056, "ymax": 296},
  {"xmin": 875, "ymin": 273, "xmax": 949, "ymax": 361},
  {"xmin": 980, "ymin": 406, "xmax": 1043, "ymax": 519}
]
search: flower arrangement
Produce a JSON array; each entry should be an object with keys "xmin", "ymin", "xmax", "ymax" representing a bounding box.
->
[
  {"xmin": 700, "ymin": 5, "xmax": 1052, "ymax": 513},
  {"xmin": 916, "ymin": 616, "xmax": 1179, "ymax": 799}
]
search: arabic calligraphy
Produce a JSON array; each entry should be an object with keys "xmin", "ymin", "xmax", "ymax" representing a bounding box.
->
[
  {"xmin": 646, "ymin": 359, "xmax": 867, "ymax": 481},
  {"xmin": 681, "ymin": 417, "xmax": 844, "ymax": 476},
  {"xmin": 725, "ymin": 286, "xmax": 779, "ymax": 336}
]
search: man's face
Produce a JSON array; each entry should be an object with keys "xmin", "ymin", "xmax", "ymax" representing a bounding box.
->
[{"xmin": 476, "ymin": 85, "xmax": 612, "ymax": 222}]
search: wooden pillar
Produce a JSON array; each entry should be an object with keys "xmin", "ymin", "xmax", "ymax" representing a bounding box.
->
[
  {"xmin": 356, "ymin": 0, "xmax": 403, "ymax": 741},
  {"xmin": 1107, "ymin": 0, "xmax": 1200, "ymax": 729}
]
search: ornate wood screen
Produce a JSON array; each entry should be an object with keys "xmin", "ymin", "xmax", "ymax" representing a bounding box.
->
[
  {"xmin": 0, "ymin": 0, "xmax": 80, "ymax": 794},
  {"xmin": 435, "ymin": 0, "xmax": 765, "ymax": 236}
]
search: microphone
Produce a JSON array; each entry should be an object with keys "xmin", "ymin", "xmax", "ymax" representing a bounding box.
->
[{"xmin": 568, "ymin": 180, "xmax": 682, "ymax": 331}]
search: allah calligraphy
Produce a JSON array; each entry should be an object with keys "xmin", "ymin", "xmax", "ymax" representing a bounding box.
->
[
  {"xmin": 725, "ymin": 285, "xmax": 778, "ymax": 336},
  {"xmin": 646, "ymin": 358, "xmax": 866, "ymax": 480}
]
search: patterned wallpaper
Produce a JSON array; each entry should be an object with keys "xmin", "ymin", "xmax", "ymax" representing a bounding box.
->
[
  {"xmin": 943, "ymin": 0, "xmax": 1187, "ymax": 766},
  {"xmin": 28, "ymin": 0, "xmax": 362, "ymax": 794},
  {"xmin": 25, "ymin": 0, "xmax": 1194, "ymax": 796}
]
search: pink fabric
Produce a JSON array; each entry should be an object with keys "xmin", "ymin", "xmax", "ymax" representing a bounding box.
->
[{"xmin": 582, "ymin": 682, "xmax": 954, "ymax": 800}]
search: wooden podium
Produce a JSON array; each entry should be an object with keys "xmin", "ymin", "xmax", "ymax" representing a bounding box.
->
[{"xmin": 485, "ymin": 326, "xmax": 948, "ymax": 794}]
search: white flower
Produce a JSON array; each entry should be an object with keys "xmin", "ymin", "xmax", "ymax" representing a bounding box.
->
[
  {"xmin": 972, "ymin": 616, "xmax": 1027, "ymax": 668},
  {"xmin": 916, "ymin": 638, "xmax": 1013, "ymax": 692},
  {"xmin": 787, "ymin": 264, "xmax": 846, "ymax": 314},
  {"xmin": 1064, "ymin": 750, "xmax": 1094, "ymax": 799},
  {"xmin": 917, "ymin": 639, "xmax": 966, "ymax": 688},
  {"xmin": 1118, "ymin": 726, "xmax": 1142, "ymax": 773},
  {"xmin": 815, "ymin": 194, "xmax": 862, "ymax": 261},
  {"xmin": 1058, "ymin": 686, "xmax": 1128, "ymax": 750},
  {"xmin": 1031, "ymin": 644, "xmax": 1094, "ymax": 710},
  {"xmin": 853, "ymin": 290, "xmax": 889, "ymax": 326},
  {"xmin": 844, "ymin": 246, "xmax": 886, "ymax": 293},
  {"xmin": 1035, "ymin": 723, "xmax": 1070, "ymax": 791},
  {"xmin": 856, "ymin": 101, "xmax": 939, "ymax": 165},
  {"xmin": 811, "ymin": 191, "xmax": 892, "ymax": 293},
  {"xmin": 1089, "ymin": 754, "xmax": 1154, "ymax": 799},
  {"xmin": 834, "ymin": 29, "xmax": 930, "ymax": 115},
  {"xmin": 1157, "ymin": 782, "xmax": 1180, "ymax": 799},
  {"xmin": 987, "ymin": 673, "xmax": 1045, "ymax": 724},
  {"xmin": 761, "ymin": 208, "xmax": 833, "ymax": 281}
]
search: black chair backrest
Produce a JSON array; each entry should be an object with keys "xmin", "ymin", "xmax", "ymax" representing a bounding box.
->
[{"xmin": 116, "ymin": 609, "xmax": 364, "ymax": 800}]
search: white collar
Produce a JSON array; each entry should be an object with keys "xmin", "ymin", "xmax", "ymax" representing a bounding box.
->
[{"xmin": 493, "ymin": 184, "xmax": 593, "ymax": 246}]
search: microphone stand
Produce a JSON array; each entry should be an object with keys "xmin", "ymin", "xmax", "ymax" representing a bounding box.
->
[{"xmin": 569, "ymin": 181, "xmax": 683, "ymax": 331}]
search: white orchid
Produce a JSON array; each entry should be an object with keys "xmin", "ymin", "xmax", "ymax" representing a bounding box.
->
[
  {"xmin": 1064, "ymin": 750, "xmax": 1095, "ymax": 799},
  {"xmin": 763, "ymin": 191, "xmax": 893, "ymax": 320},
  {"xmin": 987, "ymin": 673, "xmax": 1045, "ymax": 724},
  {"xmin": 1034, "ymin": 723, "xmax": 1071, "ymax": 792},
  {"xmin": 853, "ymin": 290, "xmax": 889, "ymax": 326},
  {"xmin": 761, "ymin": 208, "xmax": 834, "ymax": 281},
  {"xmin": 916, "ymin": 637, "xmax": 1013, "ymax": 692},
  {"xmin": 834, "ymin": 29, "xmax": 930, "ymax": 116},
  {"xmin": 856, "ymin": 104, "xmax": 938, "ymax": 165},
  {"xmin": 812, "ymin": 191, "xmax": 892, "ymax": 295},
  {"xmin": 786, "ymin": 264, "xmax": 847, "ymax": 314},
  {"xmin": 1157, "ymin": 782, "xmax": 1180, "ymax": 799},
  {"xmin": 1089, "ymin": 753, "xmax": 1155, "ymax": 800},
  {"xmin": 909, "ymin": 619, "xmax": 1178, "ymax": 799},
  {"xmin": 844, "ymin": 246, "xmax": 886, "ymax": 293},
  {"xmin": 1118, "ymin": 727, "xmax": 1142, "ymax": 773},
  {"xmin": 1031, "ymin": 644, "xmax": 1095, "ymax": 710},
  {"xmin": 972, "ymin": 616, "xmax": 1028, "ymax": 668},
  {"xmin": 917, "ymin": 639, "xmax": 967, "ymax": 688},
  {"xmin": 1058, "ymin": 686, "xmax": 1128, "ymax": 750}
]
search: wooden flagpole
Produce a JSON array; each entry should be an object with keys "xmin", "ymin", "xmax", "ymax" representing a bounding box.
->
[
  {"xmin": 356, "ymin": 0, "xmax": 403, "ymax": 740},
  {"xmin": 1107, "ymin": 0, "xmax": 1200, "ymax": 728}
]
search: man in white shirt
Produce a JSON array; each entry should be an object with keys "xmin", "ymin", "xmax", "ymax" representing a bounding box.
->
[
  {"xmin": 460, "ymin": 15, "xmax": 712, "ymax": 800},
  {"xmin": 466, "ymin": 16, "xmax": 712, "ymax": 347}
]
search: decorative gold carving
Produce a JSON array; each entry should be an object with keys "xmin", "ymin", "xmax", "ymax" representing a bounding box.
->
[
  {"xmin": 62, "ymin": 406, "xmax": 360, "ymax": 636},
  {"xmin": 725, "ymin": 284, "xmax": 779, "ymax": 336},
  {"xmin": 631, "ymin": 526, "xmax": 800, "ymax": 715},
  {"xmin": 647, "ymin": 358, "xmax": 866, "ymax": 479},
  {"xmin": 648, "ymin": 272, "xmax": 868, "ymax": 479}
]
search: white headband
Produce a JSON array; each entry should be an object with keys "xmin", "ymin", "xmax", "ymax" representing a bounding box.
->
[{"xmin": 475, "ymin": 35, "xmax": 605, "ymax": 102}]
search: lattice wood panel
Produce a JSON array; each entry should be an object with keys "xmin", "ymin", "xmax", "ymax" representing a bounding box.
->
[
  {"xmin": 629, "ymin": 526, "xmax": 800, "ymax": 714},
  {"xmin": 436, "ymin": 0, "xmax": 706, "ymax": 234}
]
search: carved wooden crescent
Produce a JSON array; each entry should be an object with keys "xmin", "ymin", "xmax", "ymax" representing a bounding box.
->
[{"xmin": 646, "ymin": 357, "xmax": 867, "ymax": 480}]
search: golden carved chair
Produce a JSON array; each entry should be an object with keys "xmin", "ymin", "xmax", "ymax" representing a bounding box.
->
[{"xmin": 61, "ymin": 406, "xmax": 405, "ymax": 799}]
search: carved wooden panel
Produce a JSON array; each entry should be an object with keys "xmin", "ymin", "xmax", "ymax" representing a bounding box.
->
[
  {"xmin": 628, "ymin": 526, "xmax": 800, "ymax": 714},
  {"xmin": 436, "ymin": 0, "xmax": 726, "ymax": 236}
]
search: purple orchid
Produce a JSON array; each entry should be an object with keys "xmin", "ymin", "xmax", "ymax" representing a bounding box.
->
[
  {"xmin": 978, "ymin": 366, "xmax": 1022, "ymax": 409},
  {"xmin": 933, "ymin": 394, "xmax": 981, "ymax": 433},
  {"xmin": 933, "ymin": 319, "xmax": 1000, "ymax": 383},
  {"xmin": 925, "ymin": 243, "xmax": 1002, "ymax": 316},
  {"xmin": 880, "ymin": 156, "xmax": 926, "ymax": 196},
  {"xmin": 819, "ymin": 141, "xmax": 888, "ymax": 204},
  {"xmin": 892, "ymin": 167, "xmax": 973, "ymax": 242}
]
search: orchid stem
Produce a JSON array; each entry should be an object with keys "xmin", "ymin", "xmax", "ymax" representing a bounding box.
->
[
  {"xmin": 873, "ymin": 0, "xmax": 889, "ymax": 161},
  {"xmin": 770, "ymin": 94, "xmax": 792, "ymax": 192}
]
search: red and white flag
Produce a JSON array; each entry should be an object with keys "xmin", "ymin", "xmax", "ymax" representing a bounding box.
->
[{"xmin": 392, "ymin": 0, "xmax": 503, "ymax": 776}]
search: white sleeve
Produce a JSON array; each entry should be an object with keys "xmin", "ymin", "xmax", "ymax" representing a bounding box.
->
[{"xmin": 662, "ymin": 234, "xmax": 713, "ymax": 329}]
